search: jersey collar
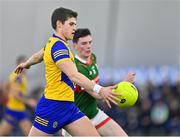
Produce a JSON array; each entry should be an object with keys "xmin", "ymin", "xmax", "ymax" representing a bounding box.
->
[
  {"xmin": 75, "ymin": 54, "xmax": 92, "ymax": 65},
  {"xmin": 52, "ymin": 34, "xmax": 68, "ymax": 45},
  {"xmin": 75, "ymin": 55, "xmax": 87, "ymax": 64}
]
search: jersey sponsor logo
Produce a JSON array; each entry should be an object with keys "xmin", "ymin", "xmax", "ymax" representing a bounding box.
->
[{"xmin": 35, "ymin": 116, "xmax": 49, "ymax": 126}]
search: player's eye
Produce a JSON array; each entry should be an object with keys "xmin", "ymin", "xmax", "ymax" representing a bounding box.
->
[
  {"xmin": 69, "ymin": 22, "xmax": 76, "ymax": 26},
  {"xmin": 82, "ymin": 42, "xmax": 87, "ymax": 45}
]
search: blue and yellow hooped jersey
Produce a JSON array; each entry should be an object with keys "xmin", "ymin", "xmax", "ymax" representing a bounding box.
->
[
  {"xmin": 6, "ymin": 72, "xmax": 27, "ymax": 111},
  {"xmin": 43, "ymin": 34, "xmax": 74, "ymax": 101}
]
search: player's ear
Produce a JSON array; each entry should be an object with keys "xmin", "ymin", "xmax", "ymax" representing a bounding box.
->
[{"xmin": 56, "ymin": 20, "xmax": 63, "ymax": 29}]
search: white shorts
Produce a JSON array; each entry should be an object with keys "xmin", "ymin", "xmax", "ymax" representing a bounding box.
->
[
  {"xmin": 91, "ymin": 109, "xmax": 111, "ymax": 129},
  {"xmin": 62, "ymin": 109, "xmax": 111, "ymax": 136}
]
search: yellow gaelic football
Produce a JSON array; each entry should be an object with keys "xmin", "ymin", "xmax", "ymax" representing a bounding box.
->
[{"xmin": 113, "ymin": 81, "xmax": 138, "ymax": 107}]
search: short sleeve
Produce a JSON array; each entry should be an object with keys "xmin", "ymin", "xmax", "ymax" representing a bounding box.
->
[{"xmin": 51, "ymin": 41, "xmax": 70, "ymax": 63}]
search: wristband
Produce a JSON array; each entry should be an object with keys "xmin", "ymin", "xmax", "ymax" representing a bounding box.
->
[{"xmin": 93, "ymin": 84, "xmax": 102, "ymax": 94}]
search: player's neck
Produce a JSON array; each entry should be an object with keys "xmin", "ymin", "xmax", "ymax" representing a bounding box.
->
[
  {"xmin": 54, "ymin": 32, "xmax": 67, "ymax": 42},
  {"xmin": 75, "ymin": 54, "xmax": 91, "ymax": 64}
]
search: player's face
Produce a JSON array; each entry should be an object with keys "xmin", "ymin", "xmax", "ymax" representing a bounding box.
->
[
  {"xmin": 62, "ymin": 17, "xmax": 76, "ymax": 40},
  {"xmin": 76, "ymin": 35, "xmax": 92, "ymax": 58}
]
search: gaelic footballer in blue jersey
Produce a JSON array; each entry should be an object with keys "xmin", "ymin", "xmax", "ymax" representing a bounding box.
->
[{"xmin": 15, "ymin": 7, "xmax": 120, "ymax": 136}]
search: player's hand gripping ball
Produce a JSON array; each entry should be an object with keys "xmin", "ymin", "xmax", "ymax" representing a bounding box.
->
[{"xmin": 113, "ymin": 81, "xmax": 138, "ymax": 107}]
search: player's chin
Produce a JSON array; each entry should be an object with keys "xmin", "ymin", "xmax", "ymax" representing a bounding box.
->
[
  {"xmin": 85, "ymin": 53, "xmax": 91, "ymax": 58},
  {"xmin": 68, "ymin": 34, "xmax": 74, "ymax": 40},
  {"xmin": 68, "ymin": 36, "xmax": 73, "ymax": 40}
]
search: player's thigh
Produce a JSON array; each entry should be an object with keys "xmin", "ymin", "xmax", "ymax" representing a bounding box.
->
[
  {"xmin": 0, "ymin": 120, "xmax": 13, "ymax": 135},
  {"xmin": 19, "ymin": 119, "xmax": 32, "ymax": 136},
  {"xmin": 28, "ymin": 125, "xmax": 51, "ymax": 136},
  {"xmin": 64, "ymin": 116, "xmax": 100, "ymax": 136},
  {"xmin": 97, "ymin": 118, "xmax": 128, "ymax": 136}
]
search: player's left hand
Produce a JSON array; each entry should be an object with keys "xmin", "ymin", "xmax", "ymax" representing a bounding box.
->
[{"xmin": 124, "ymin": 72, "xmax": 136, "ymax": 83}]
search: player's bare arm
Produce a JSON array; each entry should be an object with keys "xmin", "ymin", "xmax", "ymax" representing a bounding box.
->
[
  {"xmin": 86, "ymin": 91, "xmax": 102, "ymax": 100},
  {"xmin": 15, "ymin": 49, "xmax": 44, "ymax": 74},
  {"xmin": 57, "ymin": 60, "xmax": 120, "ymax": 108},
  {"xmin": 85, "ymin": 72, "xmax": 136, "ymax": 100},
  {"xmin": 83, "ymin": 72, "xmax": 136, "ymax": 100}
]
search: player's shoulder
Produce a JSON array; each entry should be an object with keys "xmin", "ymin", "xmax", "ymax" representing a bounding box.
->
[
  {"xmin": 74, "ymin": 59, "xmax": 89, "ymax": 74},
  {"xmin": 51, "ymin": 40, "xmax": 69, "ymax": 51},
  {"xmin": 46, "ymin": 36, "xmax": 68, "ymax": 50}
]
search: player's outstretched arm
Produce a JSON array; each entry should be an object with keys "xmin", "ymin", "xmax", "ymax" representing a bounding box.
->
[
  {"xmin": 86, "ymin": 91, "xmax": 102, "ymax": 100},
  {"xmin": 87, "ymin": 72, "xmax": 136, "ymax": 100},
  {"xmin": 57, "ymin": 60, "xmax": 121, "ymax": 108},
  {"xmin": 15, "ymin": 49, "xmax": 44, "ymax": 74}
]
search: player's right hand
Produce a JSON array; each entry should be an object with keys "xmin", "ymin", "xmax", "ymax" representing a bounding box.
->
[
  {"xmin": 99, "ymin": 85, "xmax": 121, "ymax": 108},
  {"xmin": 14, "ymin": 62, "xmax": 30, "ymax": 74}
]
